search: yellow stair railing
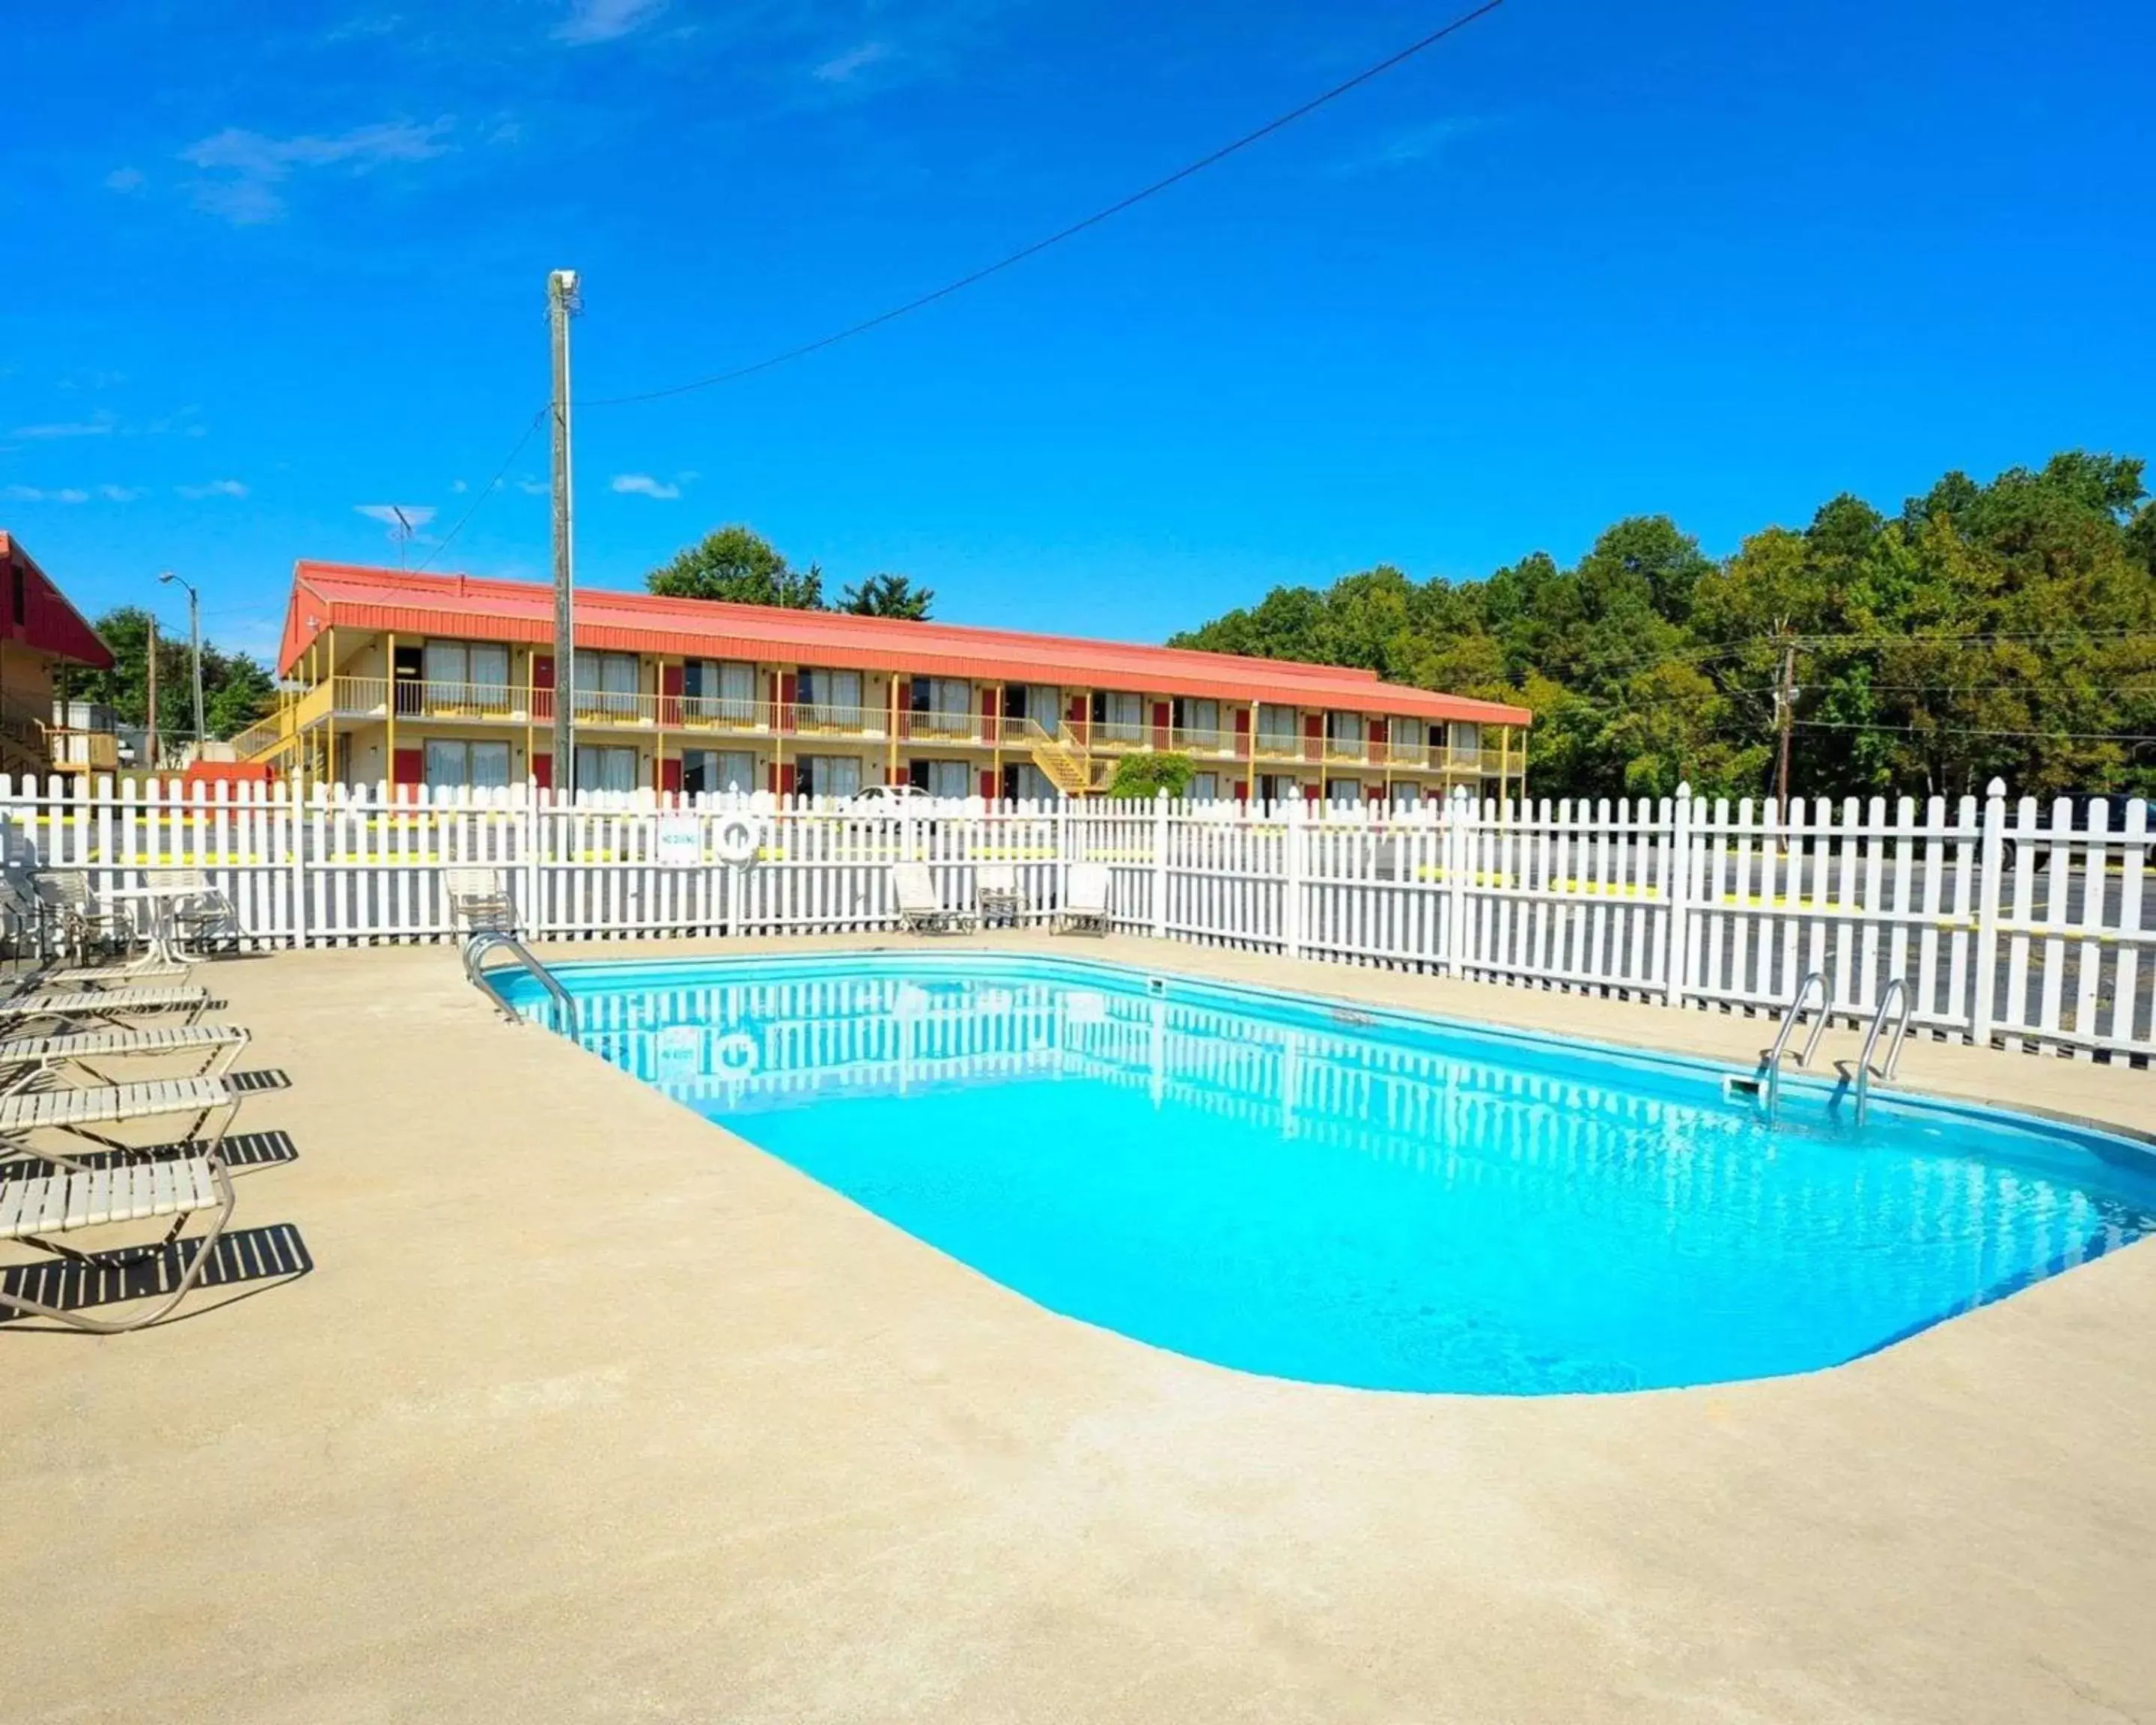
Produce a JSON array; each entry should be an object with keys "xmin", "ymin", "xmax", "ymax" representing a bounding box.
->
[{"xmin": 1023, "ymin": 719, "xmax": 1092, "ymax": 797}]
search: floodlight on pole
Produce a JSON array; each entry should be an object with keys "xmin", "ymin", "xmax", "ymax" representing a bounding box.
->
[{"xmin": 158, "ymin": 571, "xmax": 205, "ymax": 750}]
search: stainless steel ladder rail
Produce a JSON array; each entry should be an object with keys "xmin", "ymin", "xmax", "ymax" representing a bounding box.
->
[
  {"xmin": 1756, "ymin": 970, "xmax": 1832, "ymax": 1125},
  {"xmin": 464, "ymin": 931, "xmax": 579, "ymax": 1037},
  {"xmin": 1848, "ymin": 976, "xmax": 1913, "ymax": 1128}
]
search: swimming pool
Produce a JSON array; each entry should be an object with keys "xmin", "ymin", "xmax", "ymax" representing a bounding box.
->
[{"xmin": 498, "ymin": 953, "xmax": 2156, "ymax": 1395}]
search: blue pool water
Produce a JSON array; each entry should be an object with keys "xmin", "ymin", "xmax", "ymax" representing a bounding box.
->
[{"xmin": 499, "ymin": 954, "xmax": 2156, "ymax": 1395}]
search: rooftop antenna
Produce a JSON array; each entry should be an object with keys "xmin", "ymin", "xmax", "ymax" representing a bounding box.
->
[{"xmin": 389, "ymin": 506, "xmax": 415, "ymax": 571}]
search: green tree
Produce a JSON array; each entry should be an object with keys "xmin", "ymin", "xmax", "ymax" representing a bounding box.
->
[
  {"xmin": 1107, "ymin": 752, "xmax": 1196, "ymax": 798},
  {"xmin": 838, "ymin": 574, "xmax": 935, "ymax": 619},
  {"xmin": 69, "ymin": 606, "xmax": 276, "ymax": 740},
  {"xmin": 647, "ymin": 526, "xmax": 825, "ymax": 609}
]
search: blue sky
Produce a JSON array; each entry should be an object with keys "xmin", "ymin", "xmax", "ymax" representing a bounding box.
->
[{"xmin": 4, "ymin": 0, "xmax": 2150, "ymax": 667}]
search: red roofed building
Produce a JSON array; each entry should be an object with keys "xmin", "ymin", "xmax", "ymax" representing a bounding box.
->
[
  {"xmin": 0, "ymin": 532, "xmax": 118, "ymax": 779},
  {"xmin": 239, "ymin": 562, "xmax": 1530, "ymax": 802}
]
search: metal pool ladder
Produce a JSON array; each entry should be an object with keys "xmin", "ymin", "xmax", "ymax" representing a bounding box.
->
[
  {"xmin": 1844, "ymin": 976, "xmax": 1913, "ymax": 1128},
  {"xmin": 1748, "ymin": 970, "xmax": 1832, "ymax": 1125},
  {"xmin": 463, "ymin": 932, "xmax": 579, "ymax": 1037}
]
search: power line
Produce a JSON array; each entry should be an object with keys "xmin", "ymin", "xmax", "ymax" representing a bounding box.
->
[
  {"xmin": 413, "ymin": 406, "xmax": 548, "ymax": 574},
  {"xmin": 1792, "ymin": 718, "xmax": 2156, "ymax": 743},
  {"xmin": 582, "ymin": 0, "xmax": 1511, "ymax": 409}
]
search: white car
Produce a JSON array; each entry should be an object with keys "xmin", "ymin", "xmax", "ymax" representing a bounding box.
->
[{"xmin": 847, "ymin": 782, "xmax": 931, "ymax": 807}]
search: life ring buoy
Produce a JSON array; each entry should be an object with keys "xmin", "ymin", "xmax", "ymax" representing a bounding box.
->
[
  {"xmin": 714, "ymin": 814, "xmax": 761, "ymax": 865},
  {"xmin": 714, "ymin": 1031, "xmax": 760, "ymax": 1074}
]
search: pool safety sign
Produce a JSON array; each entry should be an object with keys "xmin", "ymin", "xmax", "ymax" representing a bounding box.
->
[{"xmin": 656, "ymin": 814, "xmax": 702, "ymax": 868}]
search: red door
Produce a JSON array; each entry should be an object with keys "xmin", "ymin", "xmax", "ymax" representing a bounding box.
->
[
  {"xmin": 1234, "ymin": 706, "xmax": 1251, "ymax": 759},
  {"xmin": 979, "ymin": 769, "xmax": 997, "ymax": 800},
  {"xmin": 776, "ymin": 672, "xmax": 797, "ymax": 734},
  {"xmin": 659, "ymin": 757, "xmax": 683, "ymax": 796},
  {"xmin": 1368, "ymin": 717, "xmax": 1388, "ymax": 764},
  {"xmin": 532, "ymin": 654, "xmax": 555, "ymax": 724},
  {"xmin": 531, "ymin": 752, "xmax": 551, "ymax": 791},
  {"xmin": 392, "ymin": 747, "xmax": 423, "ymax": 802},
  {"xmin": 659, "ymin": 663, "xmax": 683, "ymax": 728},
  {"xmin": 1066, "ymin": 693, "xmax": 1088, "ymax": 746},
  {"xmin": 1151, "ymin": 701, "xmax": 1171, "ymax": 750},
  {"xmin": 981, "ymin": 688, "xmax": 1000, "ymax": 746},
  {"xmin": 1303, "ymin": 713, "xmax": 1323, "ymax": 762}
]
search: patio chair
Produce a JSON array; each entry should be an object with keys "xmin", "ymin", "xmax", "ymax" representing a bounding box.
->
[
  {"xmin": 1056, "ymin": 862, "xmax": 1112, "ymax": 936},
  {"xmin": 975, "ymin": 862, "xmax": 1024, "ymax": 928},
  {"xmin": 0, "ymin": 1023, "xmax": 250, "ymax": 1091},
  {"xmin": 31, "ymin": 872, "xmax": 130, "ymax": 969},
  {"xmin": 444, "ymin": 868, "xmax": 517, "ymax": 936},
  {"xmin": 167, "ymin": 870, "xmax": 238, "ymax": 956},
  {"xmin": 892, "ymin": 862, "xmax": 975, "ymax": 934},
  {"xmin": 0, "ymin": 1151, "xmax": 237, "ymax": 1332},
  {"xmin": 0, "ymin": 987, "xmax": 208, "ymax": 1032},
  {"xmin": 0, "ymin": 1071, "xmax": 239, "ymax": 1167},
  {"xmin": 0, "ymin": 874, "xmax": 50, "ymax": 961}
]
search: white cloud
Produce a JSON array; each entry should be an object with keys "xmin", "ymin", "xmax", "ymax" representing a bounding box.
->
[
  {"xmin": 516, "ymin": 476, "xmax": 548, "ymax": 495},
  {"xmin": 553, "ymin": 0, "xmax": 665, "ymax": 46},
  {"xmin": 105, "ymin": 166, "xmax": 146, "ymax": 193},
  {"xmin": 611, "ymin": 472, "xmax": 680, "ymax": 499},
  {"xmin": 355, "ymin": 502, "xmax": 437, "ymax": 527},
  {"xmin": 1329, "ymin": 117, "xmax": 1487, "ymax": 176},
  {"xmin": 11, "ymin": 411, "xmax": 117, "ymax": 439},
  {"xmin": 2, "ymin": 485, "xmax": 91, "ymax": 505},
  {"xmin": 813, "ymin": 40, "xmax": 892, "ymax": 82},
  {"xmin": 97, "ymin": 484, "xmax": 144, "ymax": 502},
  {"xmin": 177, "ymin": 479, "xmax": 249, "ymax": 499},
  {"xmin": 180, "ymin": 118, "xmax": 454, "ymax": 224},
  {"xmin": 450, "ymin": 478, "xmax": 469, "ymax": 493}
]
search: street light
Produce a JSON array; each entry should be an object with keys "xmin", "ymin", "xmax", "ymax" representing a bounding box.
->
[{"xmin": 158, "ymin": 571, "xmax": 204, "ymax": 753}]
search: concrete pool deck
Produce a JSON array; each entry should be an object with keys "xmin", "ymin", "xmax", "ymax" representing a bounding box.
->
[{"xmin": 4, "ymin": 932, "xmax": 2153, "ymax": 1724}]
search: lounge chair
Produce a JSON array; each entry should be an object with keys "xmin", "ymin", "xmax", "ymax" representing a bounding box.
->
[
  {"xmin": 1056, "ymin": 862, "xmax": 1112, "ymax": 935},
  {"xmin": 166, "ymin": 870, "xmax": 238, "ymax": 956},
  {"xmin": 0, "ymin": 1024, "xmax": 251, "ymax": 1090},
  {"xmin": 892, "ymin": 862, "xmax": 975, "ymax": 934},
  {"xmin": 31, "ymin": 872, "xmax": 131, "ymax": 968},
  {"xmin": 975, "ymin": 862, "xmax": 1023, "ymax": 927},
  {"xmin": 0, "ymin": 1073, "xmax": 239, "ymax": 1167},
  {"xmin": 444, "ymin": 867, "xmax": 517, "ymax": 935},
  {"xmin": 0, "ymin": 987, "xmax": 208, "ymax": 1032},
  {"xmin": 0, "ymin": 1151, "xmax": 236, "ymax": 1331}
]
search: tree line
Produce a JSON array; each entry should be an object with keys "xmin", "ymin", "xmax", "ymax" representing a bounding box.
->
[
  {"xmin": 648, "ymin": 526, "xmax": 935, "ymax": 620},
  {"xmin": 66, "ymin": 607, "xmax": 278, "ymax": 743},
  {"xmin": 1169, "ymin": 451, "xmax": 2156, "ymax": 803}
]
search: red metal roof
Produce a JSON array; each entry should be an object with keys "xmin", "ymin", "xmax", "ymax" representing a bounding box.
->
[
  {"xmin": 0, "ymin": 532, "xmax": 116, "ymax": 670},
  {"xmin": 280, "ymin": 562, "xmax": 1532, "ymax": 725}
]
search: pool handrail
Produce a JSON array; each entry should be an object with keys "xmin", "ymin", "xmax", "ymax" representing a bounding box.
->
[
  {"xmin": 1848, "ymin": 976, "xmax": 1914, "ymax": 1127},
  {"xmin": 465, "ymin": 932, "xmax": 578, "ymax": 1038},
  {"xmin": 1758, "ymin": 970, "xmax": 1833, "ymax": 1124}
]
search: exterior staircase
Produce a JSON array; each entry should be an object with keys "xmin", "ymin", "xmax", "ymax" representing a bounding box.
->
[{"xmin": 1026, "ymin": 722, "xmax": 1094, "ymax": 797}]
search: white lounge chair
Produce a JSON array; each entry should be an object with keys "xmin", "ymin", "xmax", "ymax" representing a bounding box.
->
[
  {"xmin": 0, "ymin": 1024, "xmax": 251, "ymax": 1090},
  {"xmin": 31, "ymin": 872, "xmax": 130, "ymax": 967},
  {"xmin": 443, "ymin": 868, "xmax": 517, "ymax": 935},
  {"xmin": 0, "ymin": 987, "xmax": 207, "ymax": 1030},
  {"xmin": 975, "ymin": 862, "xmax": 1023, "ymax": 927},
  {"xmin": 165, "ymin": 870, "xmax": 238, "ymax": 956},
  {"xmin": 892, "ymin": 862, "xmax": 974, "ymax": 934},
  {"xmin": 0, "ymin": 1152, "xmax": 236, "ymax": 1332},
  {"xmin": 0, "ymin": 1074, "xmax": 239, "ymax": 1167},
  {"xmin": 1056, "ymin": 862, "xmax": 1112, "ymax": 935}
]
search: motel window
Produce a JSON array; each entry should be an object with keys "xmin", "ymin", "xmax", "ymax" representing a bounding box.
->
[
  {"xmin": 423, "ymin": 738, "xmax": 511, "ymax": 790},
  {"xmin": 1174, "ymin": 698, "xmax": 1220, "ymax": 742},
  {"xmin": 1188, "ymin": 772, "xmax": 1220, "ymax": 801},
  {"xmin": 682, "ymin": 749, "xmax": 756, "ymax": 796},
  {"xmin": 907, "ymin": 758, "xmax": 969, "ymax": 800},
  {"xmin": 573, "ymin": 650, "xmax": 642, "ymax": 715},
  {"xmin": 1325, "ymin": 778, "xmax": 1363, "ymax": 806},
  {"xmin": 683, "ymin": 659, "xmax": 756, "ymax": 722},
  {"xmin": 1326, "ymin": 711, "xmax": 1365, "ymax": 752},
  {"xmin": 1257, "ymin": 704, "xmax": 1298, "ymax": 750},
  {"xmin": 1386, "ymin": 717, "xmax": 1423, "ymax": 761},
  {"xmin": 797, "ymin": 755, "xmax": 862, "ymax": 800},
  {"xmin": 910, "ymin": 678, "xmax": 972, "ymax": 736},
  {"xmin": 421, "ymin": 640, "xmax": 511, "ymax": 708},
  {"xmin": 1000, "ymin": 684, "xmax": 1062, "ymax": 732},
  {"xmin": 798, "ymin": 667, "xmax": 862, "ymax": 728},
  {"xmin": 1002, "ymin": 761, "xmax": 1055, "ymax": 803},
  {"xmin": 1091, "ymin": 690, "xmax": 1143, "ymax": 743},
  {"xmin": 1448, "ymin": 720, "xmax": 1482, "ymax": 759},
  {"xmin": 574, "ymin": 746, "xmax": 640, "ymax": 794},
  {"xmin": 1256, "ymin": 773, "xmax": 1297, "ymax": 804}
]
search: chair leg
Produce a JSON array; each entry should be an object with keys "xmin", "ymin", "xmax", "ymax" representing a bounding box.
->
[{"xmin": 0, "ymin": 1159, "xmax": 235, "ymax": 1333}]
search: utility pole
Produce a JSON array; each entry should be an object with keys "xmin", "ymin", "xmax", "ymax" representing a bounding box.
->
[
  {"xmin": 145, "ymin": 615, "xmax": 159, "ymax": 774},
  {"xmin": 158, "ymin": 571, "xmax": 204, "ymax": 758},
  {"xmin": 1773, "ymin": 638, "xmax": 1797, "ymax": 823},
  {"xmin": 547, "ymin": 269, "xmax": 581, "ymax": 798}
]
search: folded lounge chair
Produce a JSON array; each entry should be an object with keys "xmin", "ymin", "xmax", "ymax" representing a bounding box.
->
[
  {"xmin": 1056, "ymin": 862, "xmax": 1112, "ymax": 935},
  {"xmin": 0, "ymin": 1024, "xmax": 250, "ymax": 1090},
  {"xmin": 444, "ymin": 868, "xmax": 517, "ymax": 935},
  {"xmin": 0, "ymin": 1074, "xmax": 239, "ymax": 1167},
  {"xmin": 892, "ymin": 862, "xmax": 975, "ymax": 934},
  {"xmin": 0, "ymin": 1152, "xmax": 236, "ymax": 1332},
  {"xmin": 975, "ymin": 862, "xmax": 1024, "ymax": 927}
]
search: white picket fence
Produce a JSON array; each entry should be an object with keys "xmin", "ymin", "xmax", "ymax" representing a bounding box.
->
[{"xmin": 2, "ymin": 774, "xmax": 2150, "ymax": 1064}]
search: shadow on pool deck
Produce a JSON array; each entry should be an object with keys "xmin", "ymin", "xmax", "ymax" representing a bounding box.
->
[{"xmin": 3, "ymin": 932, "xmax": 2152, "ymax": 1725}]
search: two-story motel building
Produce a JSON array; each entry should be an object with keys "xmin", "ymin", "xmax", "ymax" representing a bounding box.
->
[{"xmin": 236, "ymin": 564, "xmax": 1532, "ymax": 802}]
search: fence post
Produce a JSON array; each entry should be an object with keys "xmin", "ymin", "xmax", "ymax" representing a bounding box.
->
[
  {"xmin": 1151, "ymin": 790, "xmax": 1170, "ymax": 940},
  {"xmin": 1282, "ymin": 792, "xmax": 1305, "ymax": 959},
  {"xmin": 1972, "ymin": 776, "xmax": 2006, "ymax": 1048},
  {"xmin": 1445, "ymin": 785, "xmax": 1471, "ymax": 978},
  {"xmin": 287, "ymin": 776, "xmax": 308, "ymax": 949},
  {"xmin": 523, "ymin": 781, "xmax": 543, "ymax": 940},
  {"xmin": 1664, "ymin": 782, "xmax": 1693, "ymax": 1006}
]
